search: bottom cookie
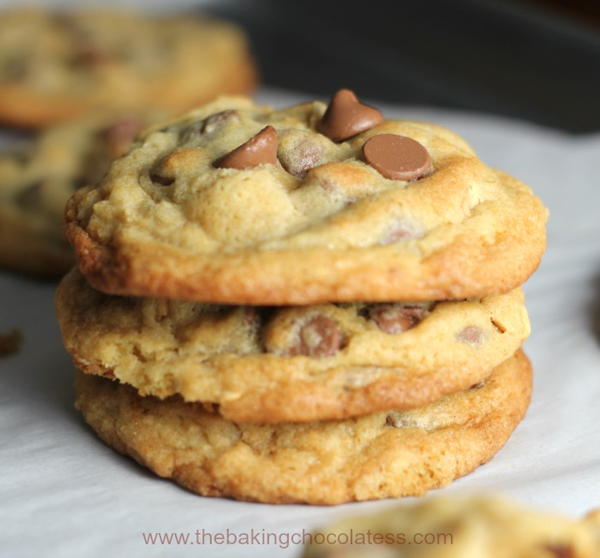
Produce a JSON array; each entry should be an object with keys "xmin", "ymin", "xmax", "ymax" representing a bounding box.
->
[{"xmin": 74, "ymin": 350, "xmax": 531, "ymax": 505}]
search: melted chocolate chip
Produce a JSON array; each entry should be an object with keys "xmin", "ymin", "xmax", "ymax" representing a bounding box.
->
[
  {"xmin": 362, "ymin": 134, "xmax": 432, "ymax": 181},
  {"xmin": 149, "ymin": 171, "xmax": 174, "ymax": 186},
  {"xmin": 214, "ymin": 126, "xmax": 279, "ymax": 170},
  {"xmin": 369, "ymin": 303, "xmax": 430, "ymax": 334},
  {"xmin": 457, "ymin": 326, "xmax": 484, "ymax": 345},
  {"xmin": 318, "ymin": 89, "xmax": 384, "ymax": 142},
  {"xmin": 200, "ymin": 110, "xmax": 237, "ymax": 134},
  {"xmin": 288, "ymin": 315, "xmax": 344, "ymax": 357}
]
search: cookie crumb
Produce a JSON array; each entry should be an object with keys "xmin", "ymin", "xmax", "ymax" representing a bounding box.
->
[
  {"xmin": 491, "ymin": 317, "xmax": 507, "ymax": 333},
  {"xmin": 0, "ymin": 329, "xmax": 23, "ymax": 356}
]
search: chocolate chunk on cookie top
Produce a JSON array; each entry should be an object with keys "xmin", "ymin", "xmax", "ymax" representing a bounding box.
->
[
  {"xmin": 318, "ymin": 89, "xmax": 384, "ymax": 141},
  {"xmin": 362, "ymin": 134, "xmax": 433, "ymax": 181},
  {"xmin": 215, "ymin": 126, "xmax": 278, "ymax": 169}
]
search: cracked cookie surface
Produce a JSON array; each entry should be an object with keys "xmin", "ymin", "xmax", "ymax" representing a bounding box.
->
[
  {"xmin": 0, "ymin": 10, "xmax": 256, "ymax": 127},
  {"xmin": 58, "ymin": 269, "xmax": 529, "ymax": 423},
  {"xmin": 66, "ymin": 96, "xmax": 548, "ymax": 304},
  {"xmin": 74, "ymin": 350, "xmax": 531, "ymax": 505}
]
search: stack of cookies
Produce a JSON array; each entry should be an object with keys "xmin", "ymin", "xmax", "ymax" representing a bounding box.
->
[{"xmin": 56, "ymin": 91, "xmax": 548, "ymax": 505}]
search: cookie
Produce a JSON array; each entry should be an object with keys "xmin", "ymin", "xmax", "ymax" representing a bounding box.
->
[
  {"xmin": 65, "ymin": 93, "xmax": 548, "ymax": 304},
  {"xmin": 0, "ymin": 114, "xmax": 153, "ymax": 276},
  {"xmin": 57, "ymin": 269, "xmax": 530, "ymax": 423},
  {"xmin": 0, "ymin": 9, "xmax": 256, "ymax": 127},
  {"xmin": 74, "ymin": 350, "xmax": 531, "ymax": 505},
  {"xmin": 302, "ymin": 496, "xmax": 600, "ymax": 557}
]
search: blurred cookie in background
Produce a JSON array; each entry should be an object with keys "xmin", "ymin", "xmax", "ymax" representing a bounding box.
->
[
  {"xmin": 0, "ymin": 9, "xmax": 257, "ymax": 128},
  {"xmin": 302, "ymin": 496, "xmax": 600, "ymax": 557},
  {"xmin": 0, "ymin": 114, "xmax": 155, "ymax": 276}
]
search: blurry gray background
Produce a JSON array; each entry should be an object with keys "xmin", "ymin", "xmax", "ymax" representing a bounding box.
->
[
  {"xmin": 7, "ymin": 0, "xmax": 596, "ymax": 132},
  {"xmin": 205, "ymin": 0, "xmax": 600, "ymax": 133}
]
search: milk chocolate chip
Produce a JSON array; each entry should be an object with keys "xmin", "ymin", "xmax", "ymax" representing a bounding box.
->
[
  {"xmin": 215, "ymin": 126, "xmax": 278, "ymax": 169},
  {"xmin": 369, "ymin": 303, "xmax": 431, "ymax": 334},
  {"xmin": 288, "ymin": 315, "xmax": 344, "ymax": 357},
  {"xmin": 318, "ymin": 89, "xmax": 384, "ymax": 142},
  {"xmin": 362, "ymin": 134, "xmax": 432, "ymax": 181}
]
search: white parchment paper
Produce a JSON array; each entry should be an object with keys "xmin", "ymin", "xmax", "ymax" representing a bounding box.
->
[{"xmin": 1, "ymin": 88, "xmax": 599, "ymax": 557}]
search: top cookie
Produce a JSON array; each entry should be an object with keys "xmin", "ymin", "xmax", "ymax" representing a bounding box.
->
[
  {"xmin": 0, "ymin": 9, "xmax": 256, "ymax": 127},
  {"xmin": 66, "ymin": 92, "xmax": 548, "ymax": 304}
]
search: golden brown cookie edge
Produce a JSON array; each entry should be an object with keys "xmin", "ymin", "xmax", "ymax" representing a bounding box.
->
[{"xmin": 65, "ymin": 174, "xmax": 546, "ymax": 304}]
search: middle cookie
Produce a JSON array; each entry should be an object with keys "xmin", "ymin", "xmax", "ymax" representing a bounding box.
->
[{"xmin": 56, "ymin": 270, "xmax": 529, "ymax": 423}]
